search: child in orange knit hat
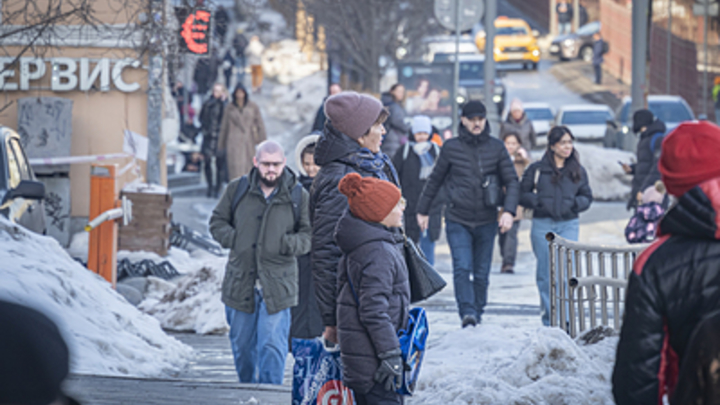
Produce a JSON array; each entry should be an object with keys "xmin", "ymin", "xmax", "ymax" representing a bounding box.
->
[{"xmin": 333, "ymin": 173, "xmax": 409, "ymax": 403}]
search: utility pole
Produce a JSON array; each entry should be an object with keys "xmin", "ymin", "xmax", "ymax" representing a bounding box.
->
[
  {"xmin": 146, "ymin": 0, "xmax": 164, "ymax": 185},
  {"xmin": 666, "ymin": 0, "xmax": 672, "ymax": 94},
  {"xmin": 703, "ymin": 0, "xmax": 709, "ymax": 117},
  {"xmin": 631, "ymin": 0, "xmax": 649, "ymax": 116},
  {"xmin": 484, "ymin": 0, "xmax": 498, "ymax": 132},
  {"xmin": 573, "ymin": 0, "xmax": 580, "ymax": 32},
  {"xmin": 452, "ymin": 0, "xmax": 460, "ymax": 137}
]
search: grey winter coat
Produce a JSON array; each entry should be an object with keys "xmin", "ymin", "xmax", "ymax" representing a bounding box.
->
[
  {"xmin": 500, "ymin": 113, "xmax": 537, "ymax": 150},
  {"xmin": 335, "ymin": 210, "xmax": 410, "ymax": 394},
  {"xmin": 209, "ymin": 168, "xmax": 311, "ymax": 314},
  {"xmin": 381, "ymin": 93, "xmax": 410, "ymax": 157}
]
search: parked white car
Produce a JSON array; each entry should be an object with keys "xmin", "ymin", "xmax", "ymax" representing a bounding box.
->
[{"xmin": 555, "ymin": 104, "xmax": 614, "ymax": 142}]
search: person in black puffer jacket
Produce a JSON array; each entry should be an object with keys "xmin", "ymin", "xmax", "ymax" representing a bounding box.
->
[
  {"xmin": 335, "ymin": 173, "xmax": 409, "ymax": 404},
  {"xmin": 621, "ymin": 109, "xmax": 667, "ymax": 210},
  {"xmin": 520, "ymin": 126, "xmax": 592, "ymax": 326},
  {"xmin": 417, "ymin": 101, "xmax": 519, "ymax": 328},
  {"xmin": 199, "ymin": 83, "xmax": 226, "ymax": 197},
  {"xmin": 310, "ymin": 92, "xmax": 398, "ymax": 345},
  {"xmin": 612, "ymin": 121, "xmax": 720, "ymax": 405}
]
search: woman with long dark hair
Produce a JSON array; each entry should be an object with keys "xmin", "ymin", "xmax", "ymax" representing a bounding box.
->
[{"xmin": 520, "ymin": 126, "xmax": 593, "ymax": 326}]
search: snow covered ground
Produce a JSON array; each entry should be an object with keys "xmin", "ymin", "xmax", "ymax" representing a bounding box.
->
[
  {"xmin": 0, "ymin": 217, "xmax": 191, "ymax": 377},
  {"xmin": 413, "ymin": 325, "xmax": 617, "ymax": 404},
  {"xmin": 143, "ymin": 196, "xmax": 633, "ymax": 403}
]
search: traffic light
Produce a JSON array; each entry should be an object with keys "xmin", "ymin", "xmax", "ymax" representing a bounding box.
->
[{"xmin": 177, "ymin": 8, "xmax": 212, "ymax": 55}]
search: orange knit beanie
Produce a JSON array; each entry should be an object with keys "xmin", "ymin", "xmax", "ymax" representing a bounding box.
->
[{"xmin": 338, "ymin": 173, "xmax": 401, "ymax": 223}]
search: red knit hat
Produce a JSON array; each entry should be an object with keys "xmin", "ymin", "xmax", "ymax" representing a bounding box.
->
[
  {"xmin": 659, "ymin": 121, "xmax": 720, "ymax": 197},
  {"xmin": 338, "ymin": 173, "xmax": 401, "ymax": 223}
]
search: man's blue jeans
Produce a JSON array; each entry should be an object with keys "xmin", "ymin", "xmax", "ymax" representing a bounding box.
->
[
  {"xmin": 530, "ymin": 217, "xmax": 579, "ymax": 326},
  {"xmin": 445, "ymin": 220, "xmax": 497, "ymax": 321},
  {"xmin": 558, "ymin": 22, "xmax": 571, "ymax": 35},
  {"xmin": 225, "ymin": 289, "xmax": 291, "ymax": 384},
  {"xmin": 419, "ymin": 231, "xmax": 436, "ymax": 266}
]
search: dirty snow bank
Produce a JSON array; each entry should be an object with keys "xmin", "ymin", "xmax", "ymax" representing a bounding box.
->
[
  {"xmin": 139, "ymin": 257, "xmax": 229, "ymax": 335},
  {"xmin": 575, "ymin": 143, "xmax": 634, "ymax": 202},
  {"xmin": 411, "ymin": 325, "xmax": 617, "ymax": 405},
  {"xmin": 0, "ymin": 218, "xmax": 191, "ymax": 377}
]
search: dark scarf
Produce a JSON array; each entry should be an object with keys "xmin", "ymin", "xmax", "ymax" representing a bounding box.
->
[
  {"xmin": 345, "ymin": 147, "xmax": 399, "ymax": 183},
  {"xmin": 458, "ymin": 121, "xmax": 491, "ymax": 145}
]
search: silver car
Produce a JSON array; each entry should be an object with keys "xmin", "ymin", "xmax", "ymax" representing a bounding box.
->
[
  {"xmin": 0, "ymin": 127, "xmax": 47, "ymax": 234},
  {"xmin": 556, "ymin": 104, "xmax": 614, "ymax": 142}
]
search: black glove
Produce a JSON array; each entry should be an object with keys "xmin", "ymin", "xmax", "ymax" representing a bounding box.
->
[{"xmin": 373, "ymin": 349, "xmax": 403, "ymax": 392}]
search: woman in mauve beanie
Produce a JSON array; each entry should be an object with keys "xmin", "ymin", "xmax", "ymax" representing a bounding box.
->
[
  {"xmin": 659, "ymin": 121, "xmax": 720, "ymax": 197},
  {"xmin": 324, "ymin": 92, "xmax": 385, "ymax": 141},
  {"xmin": 338, "ymin": 173, "xmax": 402, "ymax": 223},
  {"xmin": 310, "ymin": 90, "xmax": 399, "ymax": 345}
]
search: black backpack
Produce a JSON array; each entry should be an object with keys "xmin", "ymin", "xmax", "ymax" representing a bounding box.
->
[{"xmin": 230, "ymin": 176, "xmax": 303, "ymax": 231}]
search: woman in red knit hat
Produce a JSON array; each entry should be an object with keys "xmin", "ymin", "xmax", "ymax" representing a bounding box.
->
[{"xmin": 334, "ymin": 173, "xmax": 409, "ymax": 405}]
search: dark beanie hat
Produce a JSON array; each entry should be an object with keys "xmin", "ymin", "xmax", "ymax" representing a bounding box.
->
[
  {"xmin": 633, "ymin": 109, "xmax": 655, "ymax": 133},
  {"xmin": 324, "ymin": 92, "xmax": 384, "ymax": 140},
  {"xmin": 338, "ymin": 173, "xmax": 401, "ymax": 223},
  {"xmin": 462, "ymin": 100, "xmax": 487, "ymax": 118},
  {"xmin": 0, "ymin": 300, "xmax": 78, "ymax": 405},
  {"xmin": 659, "ymin": 121, "xmax": 720, "ymax": 196}
]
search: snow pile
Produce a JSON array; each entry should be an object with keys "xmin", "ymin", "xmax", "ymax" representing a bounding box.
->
[
  {"xmin": 413, "ymin": 325, "xmax": 617, "ymax": 405},
  {"xmin": 575, "ymin": 143, "xmax": 634, "ymax": 201},
  {"xmin": 139, "ymin": 256, "xmax": 229, "ymax": 334},
  {"xmin": 0, "ymin": 218, "xmax": 191, "ymax": 377},
  {"xmin": 264, "ymin": 71, "xmax": 326, "ymax": 125},
  {"xmin": 262, "ymin": 39, "xmax": 323, "ymax": 85}
]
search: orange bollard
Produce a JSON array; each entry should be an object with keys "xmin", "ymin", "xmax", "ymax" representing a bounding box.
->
[{"xmin": 87, "ymin": 164, "xmax": 119, "ymax": 288}]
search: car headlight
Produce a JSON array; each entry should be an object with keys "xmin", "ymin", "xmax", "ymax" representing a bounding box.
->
[
  {"xmin": 622, "ymin": 125, "xmax": 629, "ymax": 134},
  {"xmin": 493, "ymin": 95, "xmax": 502, "ymax": 103},
  {"xmin": 532, "ymin": 49, "xmax": 540, "ymax": 56},
  {"xmin": 563, "ymin": 38, "xmax": 574, "ymax": 47},
  {"xmin": 494, "ymin": 47, "xmax": 501, "ymax": 55},
  {"xmin": 456, "ymin": 95, "xmax": 466, "ymax": 104}
]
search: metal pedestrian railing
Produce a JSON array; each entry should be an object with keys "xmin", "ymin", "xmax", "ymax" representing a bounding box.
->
[{"xmin": 547, "ymin": 232, "xmax": 650, "ymax": 338}]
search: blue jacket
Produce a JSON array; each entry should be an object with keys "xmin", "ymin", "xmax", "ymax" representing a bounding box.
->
[{"xmin": 592, "ymin": 39, "xmax": 605, "ymax": 65}]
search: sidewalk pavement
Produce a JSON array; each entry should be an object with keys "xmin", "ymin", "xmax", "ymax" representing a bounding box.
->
[{"xmin": 549, "ymin": 59, "xmax": 631, "ymax": 111}]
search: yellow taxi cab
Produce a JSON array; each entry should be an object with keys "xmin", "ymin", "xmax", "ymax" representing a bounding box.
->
[{"xmin": 475, "ymin": 16, "xmax": 541, "ymax": 70}]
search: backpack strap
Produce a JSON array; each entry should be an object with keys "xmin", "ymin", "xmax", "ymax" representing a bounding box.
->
[
  {"xmin": 290, "ymin": 182, "xmax": 303, "ymax": 231},
  {"xmin": 402, "ymin": 142, "xmax": 411, "ymax": 161},
  {"xmin": 230, "ymin": 176, "xmax": 303, "ymax": 230},
  {"xmin": 230, "ymin": 176, "xmax": 250, "ymax": 224}
]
